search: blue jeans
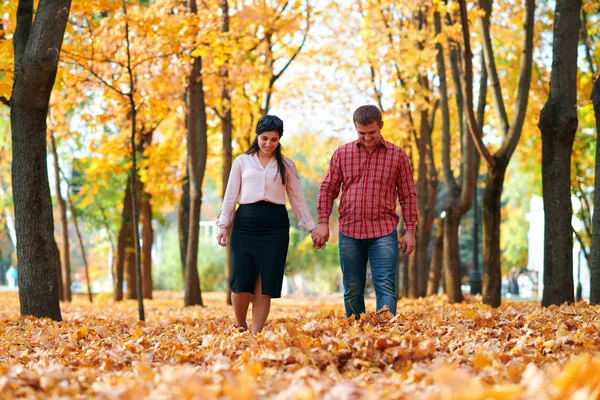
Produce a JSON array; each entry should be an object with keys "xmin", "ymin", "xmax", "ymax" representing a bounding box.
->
[{"xmin": 339, "ymin": 230, "xmax": 399, "ymax": 318}]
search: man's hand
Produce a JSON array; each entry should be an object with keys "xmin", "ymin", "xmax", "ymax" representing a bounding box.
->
[
  {"xmin": 216, "ymin": 226, "xmax": 228, "ymax": 247},
  {"xmin": 400, "ymin": 230, "xmax": 416, "ymax": 256},
  {"xmin": 311, "ymin": 223, "xmax": 330, "ymax": 249}
]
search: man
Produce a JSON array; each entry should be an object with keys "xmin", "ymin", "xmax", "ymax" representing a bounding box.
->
[{"xmin": 313, "ymin": 105, "xmax": 417, "ymax": 318}]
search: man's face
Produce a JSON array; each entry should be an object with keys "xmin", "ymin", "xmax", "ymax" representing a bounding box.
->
[{"xmin": 355, "ymin": 120, "xmax": 383, "ymax": 152}]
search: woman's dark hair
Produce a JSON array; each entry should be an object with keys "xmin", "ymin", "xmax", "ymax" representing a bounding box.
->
[{"xmin": 246, "ymin": 115, "xmax": 286, "ymax": 185}]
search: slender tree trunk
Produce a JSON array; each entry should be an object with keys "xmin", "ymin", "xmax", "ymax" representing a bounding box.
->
[
  {"xmin": 141, "ymin": 190, "xmax": 153, "ymax": 299},
  {"xmin": 481, "ymin": 161, "xmax": 507, "ymax": 307},
  {"xmin": 184, "ymin": 0, "xmax": 207, "ymax": 307},
  {"xmin": 114, "ymin": 182, "xmax": 133, "ymax": 301},
  {"xmin": 179, "ymin": 178, "xmax": 189, "ymax": 276},
  {"xmin": 50, "ymin": 132, "xmax": 71, "ymax": 301},
  {"xmin": 54, "ymin": 238, "xmax": 64, "ymax": 301},
  {"xmin": 427, "ymin": 218, "xmax": 444, "ymax": 296},
  {"xmin": 67, "ymin": 194, "xmax": 93, "ymax": 303},
  {"xmin": 220, "ymin": 0, "xmax": 234, "ymax": 306},
  {"xmin": 538, "ymin": 0, "xmax": 580, "ymax": 306},
  {"xmin": 590, "ymin": 77, "xmax": 600, "ymax": 304},
  {"xmin": 11, "ymin": 0, "xmax": 71, "ymax": 321}
]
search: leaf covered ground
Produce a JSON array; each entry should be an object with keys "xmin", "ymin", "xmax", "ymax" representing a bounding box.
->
[{"xmin": 0, "ymin": 291, "xmax": 599, "ymax": 399}]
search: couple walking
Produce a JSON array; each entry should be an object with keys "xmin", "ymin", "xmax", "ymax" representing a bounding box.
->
[{"xmin": 216, "ymin": 105, "xmax": 417, "ymax": 334}]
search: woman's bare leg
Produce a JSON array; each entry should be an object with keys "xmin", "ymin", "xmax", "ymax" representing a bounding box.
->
[
  {"xmin": 231, "ymin": 292, "xmax": 250, "ymax": 330},
  {"xmin": 251, "ymin": 274, "xmax": 271, "ymax": 334}
]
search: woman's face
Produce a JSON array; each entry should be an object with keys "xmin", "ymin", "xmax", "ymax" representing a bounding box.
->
[{"xmin": 258, "ymin": 130, "xmax": 280, "ymax": 156}]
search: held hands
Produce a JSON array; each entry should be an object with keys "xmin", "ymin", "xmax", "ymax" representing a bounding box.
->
[
  {"xmin": 400, "ymin": 230, "xmax": 416, "ymax": 256},
  {"xmin": 310, "ymin": 223, "xmax": 329, "ymax": 249},
  {"xmin": 216, "ymin": 226, "xmax": 228, "ymax": 247}
]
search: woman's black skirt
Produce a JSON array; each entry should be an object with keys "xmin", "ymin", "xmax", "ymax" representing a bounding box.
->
[{"xmin": 230, "ymin": 201, "xmax": 290, "ymax": 298}]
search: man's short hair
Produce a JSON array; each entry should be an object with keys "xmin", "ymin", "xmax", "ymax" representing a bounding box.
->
[{"xmin": 353, "ymin": 105, "xmax": 383, "ymax": 126}]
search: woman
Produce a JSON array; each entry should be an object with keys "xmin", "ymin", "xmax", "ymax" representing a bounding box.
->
[{"xmin": 216, "ymin": 115, "xmax": 317, "ymax": 334}]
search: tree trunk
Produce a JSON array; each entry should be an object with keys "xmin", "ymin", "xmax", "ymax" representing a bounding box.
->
[
  {"xmin": 427, "ymin": 218, "xmax": 444, "ymax": 296},
  {"xmin": 538, "ymin": 0, "xmax": 580, "ymax": 306},
  {"xmin": 141, "ymin": 190, "xmax": 153, "ymax": 299},
  {"xmin": 54, "ymin": 238, "xmax": 64, "ymax": 301},
  {"xmin": 11, "ymin": 0, "xmax": 71, "ymax": 321},
  {"xmin": 220, "ymin": 0, "xmax": 234, "ymax": 306},
  {"xmin": 179, "ymin": 178, "xmax": 189, "ymax": 276},
  {"xmin": 114, "ymin": 182, "xmax": 133, "ymax": 301},
  {"xmin": 50, "ymin": 132, "xmax": 71, "ymax": 302},
  {"xmin": 482, "ymin": 160, "xmax": 506, "ymax": 307},
  {"xmin": 67, "ymin": 194, "xmax": 93, "ymax": 303},
  {"xmin": 590, "ymin": 77, "xmax": 600, "ymax": 304},
  {"xmin": 184, "ymin": 0, "xmax": 206, "ymax": 307},
  {"xmin": 443, "ymin": 211, "xmax": 462, "ymax": 302}
]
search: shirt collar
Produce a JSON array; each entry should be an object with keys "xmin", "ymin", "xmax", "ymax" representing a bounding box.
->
[{"xmin": 354, "ymin": 137, "xmax": 390, "ymax": 150}]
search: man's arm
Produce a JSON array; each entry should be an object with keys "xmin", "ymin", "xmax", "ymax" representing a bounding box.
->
[
  {"xmin": 315, "ymin": 149, "xmax": 343, "ymax": 248},
  {"xmin": 396, "ymin": 148, "xmax": 417, "ymax": 255}
]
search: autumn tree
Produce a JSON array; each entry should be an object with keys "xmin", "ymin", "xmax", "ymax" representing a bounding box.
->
[
  {"xmin": 458, "ymin": 0, "xmax": 535, "ymax": 307},
  {"xmin": 10, "ymin": 0, "xmax": 72, "ymax": 320},
  {"xmin": 538, "ymin": 0, "xmax": 580, "ymax": 306}
]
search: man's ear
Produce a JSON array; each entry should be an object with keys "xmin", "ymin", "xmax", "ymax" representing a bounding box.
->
[{"xmin": 380, "ymin": 120, "xmax": 385, "ymax": 129}]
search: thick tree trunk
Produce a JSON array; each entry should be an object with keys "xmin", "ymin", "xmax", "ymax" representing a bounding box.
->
[
  {"xmin": 114, "ymin": 182, "xmax": 133, "ymax": 301},
  {"xmin": 141, "ymin": 190, "xmax": 153, "ymax": 299},
  {"xmin": 427, "ymin": 218, "xmax": 444, "ymax": 296},
  {"xmin": 590, "ymin": 77, "xmax": 600, "ymax": 304},
  {"xmin": 50, "ymin": 132, "xmax": 71, "ymax": 301},
  {"xmin": 538, "ymin": 0, "xmax": 580, "ymax": 306},
  {"xmin": 11, "ymin": 0, "xmax": 71, "ymax": 321},
  {"xmin": 482, "ymin": 160, "xmax": 506, "ymax": 307}
]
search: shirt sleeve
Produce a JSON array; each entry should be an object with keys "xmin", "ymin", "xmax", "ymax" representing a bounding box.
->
[
  {"xmin": 317, "ymin": 148, "xmax": 343, "ymax": 224},
  {"xmin": 396, "ymin": 148, "xmax": 418, "ymax": 230},
  {"xmin": 285, "ymin": 159, "xmax": 316, "ymax": 232},
  {"xmin": 216, "ymin": 157, "xmax": 242, "ymax": 228}
]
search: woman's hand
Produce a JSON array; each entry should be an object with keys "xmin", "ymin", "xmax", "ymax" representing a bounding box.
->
[{"xmin": 217, "ymin": 226, "xmax": 228, "ymax": 247}]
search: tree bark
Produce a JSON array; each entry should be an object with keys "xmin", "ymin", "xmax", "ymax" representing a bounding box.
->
[
  {"xmin": 50, "ymin": 132, "xmax": 71, "ymax": 301},
  {"xmin": 481, "ymin": 161, "xmax": 507, "ymax": 307},
  {"xmin": 184, "ymin": 0, "xmax": 206, "ymax": 307},
  {"xmin": 427, "ymin": 218, "xmax": 444, "ymax": 296},
  {"xmin": 11, "ymin": 0, "xmax": 72, "ymax": 321},
  {"xmin": 590, "ymin": 77, "xmax": 600, "ymax": 304},
  {"xmin": 538, "ymin": 0, "xmax": 580, "ymax": 306},
  {"xmin": 141, "ymin": 190, "xmax": 153, "ymax": 299}
]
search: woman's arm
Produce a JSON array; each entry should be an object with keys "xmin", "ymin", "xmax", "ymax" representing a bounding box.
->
[{"xmin": 285, "ymin": 158, "xmax": 316, "ymax": 232}]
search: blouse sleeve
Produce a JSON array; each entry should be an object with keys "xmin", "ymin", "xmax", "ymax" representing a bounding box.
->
[
  {"xmin": 216, "ymin": 156, "xmax": 242, "ymax": 228},
  {"xmin": 285, "ymin": 159, "xmax": 316, "ymax": 232}
]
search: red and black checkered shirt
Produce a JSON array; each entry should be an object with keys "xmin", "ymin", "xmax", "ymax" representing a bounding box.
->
[{"xmin": 317, "ymin": 138, "xmax": 418, "ymax": 239}]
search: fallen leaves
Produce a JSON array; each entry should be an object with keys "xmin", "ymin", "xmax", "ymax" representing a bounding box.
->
[{"xmin": 0, "ymin": 292, "xmax": 599, "ymax": 399}]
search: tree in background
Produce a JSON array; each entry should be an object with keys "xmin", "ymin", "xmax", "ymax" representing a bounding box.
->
[{"xmin": 459, "ymin": 0, "xmax": 535, "ymax": 307}]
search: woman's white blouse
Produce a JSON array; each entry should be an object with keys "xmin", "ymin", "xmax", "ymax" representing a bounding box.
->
[{"xmin": 216, "ymin": 154, "xmax": 316, "ymax": 232}]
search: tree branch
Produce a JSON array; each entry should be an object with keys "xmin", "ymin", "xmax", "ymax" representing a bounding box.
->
[
  {"xmin": 497, "ymin": 0, "xmax": 535, "ymax": 161},
  {"xmin": 0, "ymin": 96, "xmax": 9, "ymax": 107},
  {"xmin": 458, "ymin": 0, "xmax": 495, "ymax": 169}
]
